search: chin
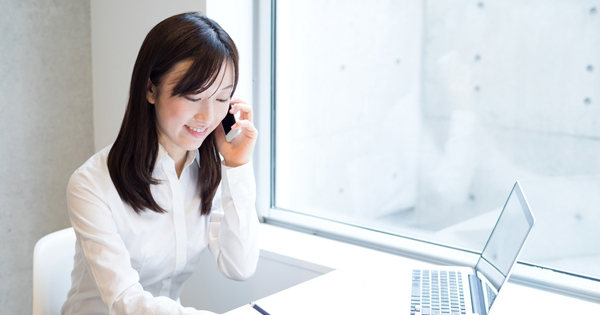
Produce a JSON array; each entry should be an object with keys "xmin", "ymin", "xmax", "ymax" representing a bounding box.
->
[
  {"xmin": 178, "ymin": 139, "xmax": 205, "ymax": 151},
  {"xmin": 188, "ymin": 141, "xmax": 205, "ymax": 150}
]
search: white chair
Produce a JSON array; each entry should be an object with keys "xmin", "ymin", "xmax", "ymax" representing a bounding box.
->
[{"xmin": 33, "ymin": 227, "xmax": 76, "ymax": 315}]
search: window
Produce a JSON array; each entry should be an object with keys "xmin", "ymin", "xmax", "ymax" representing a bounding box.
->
[{"xmin": 254, "ymin": 0, "xmax": 600, "ymax": 299}]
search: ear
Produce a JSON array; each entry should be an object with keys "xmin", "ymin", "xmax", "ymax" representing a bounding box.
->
[{"xmin": 146, "ymin": 79, "xmax": 157, "ymax": 104}]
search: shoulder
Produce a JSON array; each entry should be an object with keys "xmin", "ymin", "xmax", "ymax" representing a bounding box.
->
[{"xmin": 68, "ymin": 145, "xmax": 114, "ymax": 196}]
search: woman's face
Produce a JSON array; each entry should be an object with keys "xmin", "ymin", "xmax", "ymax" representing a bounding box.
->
[{"xmin": 147, "ymin": 59, "xmax": 234, "ymax": 158}]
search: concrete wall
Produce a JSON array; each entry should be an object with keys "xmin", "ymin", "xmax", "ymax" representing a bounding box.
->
[
  {"xmin": 0, "ymin": 1, "xmax": 211, "ymax": 313},
  {"xmin": 0, "ymin": 1, "xmax": 94, "ymax": 313},
  {"xmin": 273, "ymin": 0, "xmax": 600, "ymax": 277},
  {"xmin": 416, "ymin": 0, "xmax": 600, "ymax": 271},
  {"xmin": 417, "ymin": 0, "xmax": 600, "ymax": 230},
  {"xmin": 275, "ymin": 0, "xmax": 423, "ymax": 220}
]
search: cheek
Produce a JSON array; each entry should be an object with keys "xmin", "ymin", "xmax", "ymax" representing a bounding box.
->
[
  {"xmin": 216, "ymin": 105, "xmax": 229, "ymax": 121},
  {"xmin": 160, "ymin": 103, "xmax": 186, "ymax": 123},
  {"xmin": 155, "ymin": 105, "xmax": 169, "ymax": 129},
  {"xmin": 211, "ymin": 104, "xmax": 229, "ymax": 126},
  {"xmin": 155, "ymin": 101, "xmax": 189, "ymax": 133},
  {"xmin": 208, "ymin": 105, "xmax": 230, "ymax": 132}
]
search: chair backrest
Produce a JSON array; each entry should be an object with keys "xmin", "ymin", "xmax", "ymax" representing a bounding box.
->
[{"xmin": 33, "ymin": 227, "xmax": 76, "ymax": 315}]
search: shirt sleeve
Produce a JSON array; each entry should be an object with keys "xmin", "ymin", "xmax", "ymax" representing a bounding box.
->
[
  {"xmin": 207, "ymin": 161, "xmax": 260, "ymax": 281},
  {"xmin": 67, "ymin": 169, "xmax": 217, "ymax": 315}
]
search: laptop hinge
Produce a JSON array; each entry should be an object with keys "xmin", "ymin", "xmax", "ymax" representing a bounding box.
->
[{"xmin": 469, "ymin": 273, "xmax": 486, "ymax": 315}]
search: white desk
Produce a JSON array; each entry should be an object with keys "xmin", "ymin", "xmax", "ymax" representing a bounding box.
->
[
  {"xmin": 225, "ymin": 267, "xmax": 600, "ymax": 315},
  {"xmin": 224, "ymin": 224, "xmax": 600, "ymax": 315}
]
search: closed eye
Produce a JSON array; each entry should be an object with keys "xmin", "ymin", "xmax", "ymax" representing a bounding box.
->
[
  {"xmin": 216, "ymin": 98, "xmax": 229, "ymax": 103},
  {"xmin": 185, "ymin": 96, "xmax": 200, "ymax": 102}
]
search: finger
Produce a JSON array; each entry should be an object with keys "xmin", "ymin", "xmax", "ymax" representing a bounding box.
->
[
  {"xmin": 230, "ymin": 103, "xmax": 252, "ymax": 115},
  {"xmin": 230, "ymin": 97, "xmax": 249, "ymax": 116},
  {"xmin": 231, "ymin": 119, "xmax": 258, "ymax": 139},
  {"xmin": 230, "ymin": 103, "xmax": 253, "ymax": 122},
  {"xmin": 231, "ymin": 97, "xmax": 248, "ymax": 105}
]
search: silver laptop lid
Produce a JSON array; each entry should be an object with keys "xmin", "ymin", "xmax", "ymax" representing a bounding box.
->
[{"xmin": 474, "ymin": 181, "xmax": 535, "ymax": 312}]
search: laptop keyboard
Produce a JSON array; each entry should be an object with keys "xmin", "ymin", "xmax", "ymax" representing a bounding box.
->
[
  {"xmin": 485, "ymin": 282, "xmax": 497, "ymax": 307},
  {"xmin": 411, "ymin": 269, "xmax": 467, "ymax": 315}
]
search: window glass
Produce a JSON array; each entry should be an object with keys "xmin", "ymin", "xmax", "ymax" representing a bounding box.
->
[{"xmin": 274, "ymin": 0, "xmax": 600, "ymax": 280}]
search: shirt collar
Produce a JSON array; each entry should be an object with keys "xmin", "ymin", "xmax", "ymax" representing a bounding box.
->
[
  {"xmin": 193, "ymin": 149, "xmax": 201, "ymax": 167},
  {"xmin": 188, "ymin": 148, "xmax": 200, "ymax": 169},
  {"xmin": 154, "ymin": 143, "xmax": 169, "ymax": 170},
  {"xmin": 154, "ymin": 143, "xmax": 200, "ymax": 170}
]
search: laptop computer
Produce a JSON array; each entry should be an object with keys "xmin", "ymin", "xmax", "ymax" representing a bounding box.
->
[{"xmin": 409, "ymin": 181, "xmax": 535, "ymax": 315}]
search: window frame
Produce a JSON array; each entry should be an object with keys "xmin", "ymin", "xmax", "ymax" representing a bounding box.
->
[{"xmin": 251, "ymin": 0, "xmax": 600, "ymax": 303}]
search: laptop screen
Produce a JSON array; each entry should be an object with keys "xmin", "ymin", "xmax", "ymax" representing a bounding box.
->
[{"xmin": 475, "ymin": 182, "xmax": 535, "ymax": 293}]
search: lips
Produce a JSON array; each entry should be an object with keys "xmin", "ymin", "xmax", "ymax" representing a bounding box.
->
[
  {"xmin": 185, "ymin": 124, "xmax": 209, "ymax": 138},
  {"xmin": 185, "ymin": 125, "xmax": 207, "ymax": 133}
]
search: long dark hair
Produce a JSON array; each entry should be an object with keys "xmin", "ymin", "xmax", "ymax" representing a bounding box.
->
[{"xmin": 108, "ymin": 12, "xmax": 239, "ymax": 215}]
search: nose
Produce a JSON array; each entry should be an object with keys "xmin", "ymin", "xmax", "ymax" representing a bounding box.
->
[{"xmin": 194, "ymin": 103, "xmax": 213, "ymax": 123}]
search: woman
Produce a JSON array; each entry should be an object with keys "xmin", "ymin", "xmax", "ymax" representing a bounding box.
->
[{"xmin": 61, "ymin": 12, "xmax": 259, "ymax": 315}]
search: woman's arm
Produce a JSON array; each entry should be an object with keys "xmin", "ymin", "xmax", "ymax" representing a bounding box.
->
[
  {"xmin": 207, "ymin": 161, "xmax": 260, "ymax": 280},
  {"xmin": 67, "ymin": 169, "xmax": 217, "ymax": 315},
  {"xmin": 207, "ymin": 97, "xmax": 260, "ymax": 280}
]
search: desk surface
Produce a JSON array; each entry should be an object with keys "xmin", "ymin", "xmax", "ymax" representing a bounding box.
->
[
  {"xmin": 223, "ymin": 225, "xmax": 600, "ymax": 315},
  {"xmin": 225, "ymin": 267, "xmax": 600, "ymax": 315}
]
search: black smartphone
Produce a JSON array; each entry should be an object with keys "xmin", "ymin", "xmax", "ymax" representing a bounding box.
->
[{"xmin": 221, "ymin": 104, "xmax": 240, "ymax": 142}]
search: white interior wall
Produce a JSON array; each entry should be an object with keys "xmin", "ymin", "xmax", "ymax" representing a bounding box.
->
[
  {"xmin": 207, "ymin": 0, "xmax": 254, "ymax": 107},
  {"xmin": 91, "ymin": 0, "xmax": 207, "ymax": 151}
]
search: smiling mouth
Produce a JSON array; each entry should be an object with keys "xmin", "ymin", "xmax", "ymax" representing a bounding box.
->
[{"xmin": 186, "ymin": 125, "xmax": 208, "ymax": 133}]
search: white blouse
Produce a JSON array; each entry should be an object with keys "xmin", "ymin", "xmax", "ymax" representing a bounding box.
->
[{"xmin": 61, "ymin": 145, "xmax": 259, "ymax": 315}]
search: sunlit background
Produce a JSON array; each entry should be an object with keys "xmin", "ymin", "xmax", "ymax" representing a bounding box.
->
[
  {"xmin": 1, "ymin": 1, "xmax": 598, "ymax": 314},
  {"xmin": 275, "ymin": 0, "xmax": 600, "ymax": 280}
]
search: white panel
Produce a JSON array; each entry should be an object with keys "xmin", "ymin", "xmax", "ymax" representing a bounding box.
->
[
  {"xmin": 206, "ymin": 0, "xmax": 254, "ymax": 106},
  {"xmin": 180, "ymin": 249, "xmax": 325, "ymax": 313}
]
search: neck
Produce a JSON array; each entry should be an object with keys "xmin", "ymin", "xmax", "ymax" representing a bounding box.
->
[{"xmin": 158, "ymin": 137, "xmax": 187, "ymax": 178}]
